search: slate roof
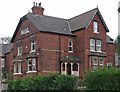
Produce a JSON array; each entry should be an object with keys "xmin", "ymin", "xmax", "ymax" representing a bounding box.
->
[
  {"xmin": 0, "ymin": 43, "xmax": 13, "ymax": 56},
  {"xmin": 68, "ymin": 8, "xmax": 109, "ymax": 32},
  {"xmin": 26, "ymin": 52, "xmax": 38, "ymax": 59},
  {"xmin": 88, "ymin": 52, "xmax": 106, "ymax": 57},
  {"xmin": 13, "ymin": 57, "xmax": 23, "ymax": 62},
  {"xmin": 61, "ymin": 56, "xmax": 80, "ymax": 62},
  {"xmin": 27, "ymin": 14, "xmax": 74, "ymax": 35},
  {"xmin": 106, "ymin": 35, "xmax": 114, "ymax": 44},
  {"xmin": 11, "ymin": 8, "xmax": 110, "ymax": 42}
]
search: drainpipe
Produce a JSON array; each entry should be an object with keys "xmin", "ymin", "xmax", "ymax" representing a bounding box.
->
[{"xmin": 59, "ymin": 34, "xmax": 61, "ymax": 74}]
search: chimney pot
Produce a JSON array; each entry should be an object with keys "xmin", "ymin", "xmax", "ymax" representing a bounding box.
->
[
  {"xmin": 32, "ymin": 2, "xmax": 44, "ymax": 16},
  {"xmin": 39, "ymin": 3, "xmax": 41, "ymax": 7},
  {"xmin": 33, "ymin": 2, "xmax": 35, "ymax": 6},
  {"xmin": 36, "ymin": 3, "xmax": 37, "ymax": 6}
]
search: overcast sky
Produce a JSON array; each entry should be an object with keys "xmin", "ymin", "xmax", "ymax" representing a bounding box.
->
[{"xmin": 0, "ymin": 0, "xmax": 119, "ymax": 40}]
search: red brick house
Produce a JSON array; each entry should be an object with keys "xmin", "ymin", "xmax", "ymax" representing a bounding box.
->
[
  {"xmin": 9, "ymin": 3, "xmax": 115, "ymax": 79},
  {"xmin": 0, "ymin": 44, "xmax": 13, "ymax": 76}
]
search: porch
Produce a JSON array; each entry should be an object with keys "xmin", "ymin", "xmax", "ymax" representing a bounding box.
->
[{"xmin": 60, "ymin": 56, "xmax": 80, "ymax": 77}]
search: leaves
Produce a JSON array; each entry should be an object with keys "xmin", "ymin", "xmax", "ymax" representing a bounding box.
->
[
  {"xmin": 83, "ymin": 67, "xmax": 120, "ymax": 90},
  {"xmin": 8, "ymin": 74, "xmax": 78, "ymax": 91}
]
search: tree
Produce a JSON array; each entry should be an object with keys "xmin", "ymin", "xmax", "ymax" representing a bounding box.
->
[
  {"xmin": 0, "ymin": 37, "xmax": 11, "ymax": 44},
  {"xmin": 115, "ymin": 35, "xmax": 120, "ymax": 55}
]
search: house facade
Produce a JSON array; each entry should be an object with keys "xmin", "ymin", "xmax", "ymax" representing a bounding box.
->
[
  {"xmin": 8, "ymin": 3, "xmax": 115, "ymax": 79},
  {"xmin": 0, "ymin": 44, "xmax": 13, "ymax": 76}
]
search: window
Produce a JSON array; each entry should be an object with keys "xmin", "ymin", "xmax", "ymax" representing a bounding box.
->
[
  {"xmin": 14, "ymin": 62, "xmax": 17, "ymax": 73},
  {"xmin": 90, "ymin": 39, "xmax": 95, "ymax": 51},
  {"xmin": 99, "ymin": 58, "xmax": 104, "ymax": 68},
  {"xmin": 93, "ymin": 58, "xmax": 98, "ymax": 69},
  {"xmin": 89, "ymin": 57, "xmax": 92, "ymax": 70},
  {"xmin": 18, "ymin": 62, "xmax": 21, "ymax": 73},
  {"xmin": 14, "ymin": 62, "xmax": 22, "ymax": 74},
  {"xmin": 1, "ymin": 59, "xmax": 5, "ymax": 67},
  {"xmin": 93, "ymin": 21, "xmax": 98, "ymax": 33},
  {"xmin": 73, "ymin": 63, "xmax": 78, "ymax": 71},
  {"xmin": 32, "ymin": 59, "xmax": 36, "ymax": 71},
  {"xmin": 21, "ymin": 27, "xmax": 29, "ymax": 35},
  {"xmin": 68, "ymin": 41, "xmax": 73, "ymax": 52},
  {"xmin": 28, "ymin": 59, "xmax": 31, "ymax": 71},
  {"xmin": 31, "ymin": 40, "xmax": 35, "ymax": 51},
  {"xmin": 18, "ymin": 45, "xmax": 22, "ymax": 55},
  {"xmin": 28, "ymin": 58, "xmax": 36, "ymax": 72},
  {"xmin": 97, "ymin": 40, "xmax": 101, "ymax": 51},
  {"xmin": 107, "ymin": 63, "xmax": 112, "ymax": 69}
]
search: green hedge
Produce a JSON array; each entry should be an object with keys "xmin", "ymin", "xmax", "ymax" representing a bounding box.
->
[
  {"xmin": 8, "ymin": 74, "xmax": 78, "ymax": 91},
  {"xmin": 83, "ymin": 67, "xmax": 120, "ymax": 90}
]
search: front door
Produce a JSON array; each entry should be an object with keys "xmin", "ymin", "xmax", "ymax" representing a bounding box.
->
[{"xmin": 67, "ymin": 63, "xmax": 71, "ymax": 75}]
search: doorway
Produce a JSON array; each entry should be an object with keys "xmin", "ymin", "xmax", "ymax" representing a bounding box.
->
[{"xmin": 67, "ymin": 62, "xmax": 71, "ymax": 75}]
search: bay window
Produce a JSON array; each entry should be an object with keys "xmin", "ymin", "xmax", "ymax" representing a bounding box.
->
[
  {"xmin": 28, "ymin": 58, "xmax": 36, "ymax": 72},
  {"xmin": 89, "ymin": 57, "xmax": 92, "ymax": 70},
  {"xmin": 99, "ymin": 58, "xmax": 104, "ymax": 68},
  {"xmin": 93, "ymin": 58, "xmax": 98, "ymax": 69},
  {"xmin": 14, "ymin": 62, "xmax": 22, "ymax": 74}
]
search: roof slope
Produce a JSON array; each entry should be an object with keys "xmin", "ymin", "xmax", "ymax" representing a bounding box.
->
[
  {"xmin": 69, "ymin": 8, "xmax": 98, "ymax": 31},
  {"xmin": 106, "ymin": 35, "xmax": 114, "ymax": 44},
  {"xmin": 0, "ymin": 43, "xmax": 13, "ymax": 56},
  {"xmin": 27, "ymin": 13, "xmax": 73, "ymax": 35},
  {"xmin": 69, "ymin": 8, "xmax": 109, "ymax": 32},
  {"xmin": 11, "ymin": 8, "xmax": 109, "ymax": 42}
]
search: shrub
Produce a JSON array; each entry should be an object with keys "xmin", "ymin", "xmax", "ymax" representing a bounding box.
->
[
  {"xmin": 83, "ymin": 67, "xmax": 120, "ymax": 90},
  {"xmin": 8, "ymin": 74, "xmax": 78, "ymax": 91}
]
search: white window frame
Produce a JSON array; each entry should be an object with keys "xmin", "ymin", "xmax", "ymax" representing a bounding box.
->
[
  {"xmin": 93, "ymin": 21, "xmax": 98, "ymax": 33},
  {"xmin": 99, "ymin": 58, "xmax": 104, "ymax": 68},
  {"xmin": 18, "ymin": 45, "xmax": 22, "ymax": 55},
  {"xmin": 31, "ymin": 40, "xmax": 35, "ymax": 52},
  {"xmin": 21, "ymin": 27, "xmax": 29, "ymax": 35},
  {"xmin": 28, "ymin": 59, "xmax": 31, "ymax": 71},
  {"xmin": 18, "ymin": 62, "xmax": 21, "ymax": 73},
  {"xmin": 97, "ymin": 40, "xmax": 101, "ymax": 52},
  {"xmin": 93, "ymin": 57, "xmax": 98, "ymax": 69},
  {"xmin": 89, "ymin": 57, "xmax": 92, "ymax": 70},
  {"xmin": 90, "ymin": 39, "xmax": 95, "ymax": 51},
  {"xmin": 106, "ymin": 63, "xmax": 112, "ymax": 69},
  {"xmin": 14, "ymin": 62, "xmax": 17, "ymax": 73},
  {"xmin": 68, "ymin": 41, "xmax": 73, "ymax": 52},
  {"xmin": 1, "ymin": 59, "xmax": 5, "ymax": 67},
  {"xmin": 32, "ymin": 59, "xmax": 36, "ymax": 71}
]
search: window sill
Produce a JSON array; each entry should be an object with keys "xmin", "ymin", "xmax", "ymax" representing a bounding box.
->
[
  {"xmin": 26, "ymin": 71, "xmax": 37, "ymax": 73},
  {"xmin": 13, "ymin": 73, "xmax": 22, "ymax": 75},
  {"xmin": 90, "ymin": 50, "xmax": 96, "ymax": 52},
  {"xmin": 30, "ymin": 50, "xmax": 35, "ymax": 53},
  {"xmin": 17, "ymin": 54, "xmax": 22, "ymax": 56},
  {"xmin": 94, "ymin": 32, "xmax": 99, "ymax": 34},
  {"xmin": 97, "ymin": 51, "xmax": 102, "ymax": 53},
  {"xmin": 68, "ymin": 51, "xmax": 73, "ymax": 53}
]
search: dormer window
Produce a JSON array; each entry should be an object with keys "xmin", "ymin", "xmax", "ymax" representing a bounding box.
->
[
  {"xmin": 93, "ymin": 21, "xmax": 98, "ymax": 33},
  {"xmin": 21, "ymin": 27, "xmax": 29, "ymax": 35}
]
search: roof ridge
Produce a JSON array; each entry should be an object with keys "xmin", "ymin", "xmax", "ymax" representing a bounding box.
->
[{"xmin": 69, "ymin": 8, "xmax": 98, "ymax": 20}]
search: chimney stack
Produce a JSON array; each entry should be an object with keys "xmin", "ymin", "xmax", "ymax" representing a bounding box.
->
[{"xmin": 32, "ymin": 2, "xmax": 44, "ymax": 16}]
